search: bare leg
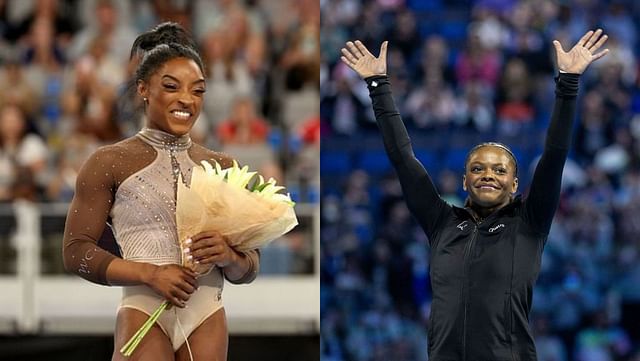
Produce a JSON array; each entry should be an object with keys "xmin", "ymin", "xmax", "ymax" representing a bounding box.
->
[
  {"xmin": 112, "ymin": 308, "xmax": 175, "ymax": 361},
  {"xmin": 176, "ymin": 308, "xmax": 228, "ymax": 361}
]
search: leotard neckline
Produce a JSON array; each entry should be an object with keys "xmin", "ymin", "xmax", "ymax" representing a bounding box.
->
[{"xmin": 137, "ymin": 127, "xmax": 192, "ymax": 151}]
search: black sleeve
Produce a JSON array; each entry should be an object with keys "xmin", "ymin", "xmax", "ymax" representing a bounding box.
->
[
  {"xmin": 524, "ymin": 73, "xmax": 579, "ymax": 234},
  {"xmin": 366, "ymin": 75, "xmax": 450, "ymax": 241}
]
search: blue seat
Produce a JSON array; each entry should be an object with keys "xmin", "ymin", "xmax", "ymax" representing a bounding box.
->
[
  {"xmin": 321, "ymin": 151, "xmax": 351, "ymax": 174},
  {"xmin": 414, "ymin": 149, "xmax": 442, "ymax": 175},
  {"xmin": 407, "ymin": 0, "xmax": 442, "ymax": 12},
  {"xmin": 631, "ymin": 90, "xmax": 640, "ymax": 113},
  {"xmin": 439, "ymin": 21, "xmax": 468, "ymax": 43},
  {"xmin": 444, "ymin": 148, "xmax": 468, "ymax": 173},
  {"xmin": 354, "ymin": 150, "xmax": 392, "ymax": 175}
]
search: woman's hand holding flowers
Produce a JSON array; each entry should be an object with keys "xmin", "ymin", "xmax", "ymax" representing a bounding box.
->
[
  {"xmin": 185, "ymin": 231, "xmax": 238, "ymax": 267},
  {"xmin": 144, "ymin": 264, "xmax": 198, "ymax": 308}
]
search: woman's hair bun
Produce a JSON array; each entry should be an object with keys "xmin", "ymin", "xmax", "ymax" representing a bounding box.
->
[{"xmin": 129, "ymin": 22, "xmax": 198, "ymax": 59}]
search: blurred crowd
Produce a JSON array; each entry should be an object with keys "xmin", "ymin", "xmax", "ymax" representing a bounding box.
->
[
  {"xmin": 0, "ymin": 0, "xmax": 319, "ymax": 274},
  {"xmin": 320, "ymin": 0, "xmax": 640, "ymax": 360}
]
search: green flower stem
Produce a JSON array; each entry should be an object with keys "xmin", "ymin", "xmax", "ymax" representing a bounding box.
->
[
  {"xmin": 120, "ymin": 301, "xmax": 169, "ymax": 356},
  {"xmin": 121, "ymin": 301, "xmax": 165, "ymax": 351}
]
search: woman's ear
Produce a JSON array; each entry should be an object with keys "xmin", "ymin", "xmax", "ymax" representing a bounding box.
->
[
  {"xmin": 511, "ymin": 177, "xmax": 519, "ymax": 194},
  {"xmin": 462, "ymin": 175, "xmax": 467, "ymax": 191},
  {"xmin": 137, "ymin": 80, "xmax": 148, "ymax": 101}
]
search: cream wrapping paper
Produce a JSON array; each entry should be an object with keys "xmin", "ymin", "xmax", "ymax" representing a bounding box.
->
[{"xmin": 177, "ymin": 160, "xmax": 298, "ymax": 275}]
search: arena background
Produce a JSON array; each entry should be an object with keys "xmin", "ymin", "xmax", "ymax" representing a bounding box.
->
[
  {"xmin": 320, "ymin": 0, "xmax": 640, "ymax": 360},
  {"xmin": 0, "ymin": 0, "xmax": 319, "ymax": 360}
]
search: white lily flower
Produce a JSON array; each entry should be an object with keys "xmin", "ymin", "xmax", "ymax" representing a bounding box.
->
[{"xmin": 177, "ymin": 160, "xmax": 298, "ymax": 275}]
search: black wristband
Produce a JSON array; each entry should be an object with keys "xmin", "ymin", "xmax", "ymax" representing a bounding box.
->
[
  {"xmin": 554, "ymin": 73, "xmax": 580, "ymax": 98},
  {"xmin": 365, "ymin": 75, "xmax": 389, "ymax": 91}
]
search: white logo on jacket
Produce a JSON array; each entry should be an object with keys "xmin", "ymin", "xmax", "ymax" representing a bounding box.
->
[
  {"xmin": 457, "ymin": 221, "xmax": 469, "ymax": 230},
  {"xmin": 489, "ymin": 224, "xmax": 505, "ymax": 233}
]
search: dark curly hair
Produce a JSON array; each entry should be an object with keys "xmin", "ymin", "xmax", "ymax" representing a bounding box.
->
[
  {"xmin": 129, "ymin": 22, "xmax": 199, "ymax": 60},
  {"xmin": 118, "ymin": 22, "xmax": 205, "ymax": 124},
  {"xmin": 130, "ymin": 22, "xmax": 205, "ymax": 83}
]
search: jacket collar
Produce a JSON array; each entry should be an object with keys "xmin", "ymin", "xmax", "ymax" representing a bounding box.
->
[{"xmin": 453, "ymin": 195, "xmax": 522, "ymax": 222}]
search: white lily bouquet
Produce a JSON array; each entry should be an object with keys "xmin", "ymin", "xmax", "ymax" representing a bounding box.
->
[
  {"xmin": 121, "ymin": 160, "xmax": 298, "ymax": 356},
  {"xmin": 177, "ymin": 160, "xmax": 298, "ymax": 275}
]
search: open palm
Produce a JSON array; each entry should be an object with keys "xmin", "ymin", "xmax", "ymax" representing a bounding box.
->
[
  {"xmin": 340, "ymin": 40, "xmax": 388, "ymax": 79},
  {"xmin": 554, "ymin": 29, "xmax": 609, "ymax": 74}
]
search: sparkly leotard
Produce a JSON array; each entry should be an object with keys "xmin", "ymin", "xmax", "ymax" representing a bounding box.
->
[{"xmin": 62, "ymin": 128, "xmax": 260, "ymax": 350}]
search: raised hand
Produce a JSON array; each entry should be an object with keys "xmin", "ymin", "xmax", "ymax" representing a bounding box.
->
[
  {"xmin": 553, "ymin": 29, "xmax": 609, "ymax": 74},
  {"xmin": 340, "ymin": 40, "xmax": 388, "ymax": 79}
]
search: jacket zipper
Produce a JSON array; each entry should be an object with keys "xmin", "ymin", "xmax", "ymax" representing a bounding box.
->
[{"xmin": 462, "ymin": 225, "xmax": 478, "ymax": 361}]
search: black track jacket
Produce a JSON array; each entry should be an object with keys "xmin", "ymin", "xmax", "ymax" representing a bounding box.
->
[{"xmin": 366, "ymin": 73, "xmax": 579, "ymax": 361}]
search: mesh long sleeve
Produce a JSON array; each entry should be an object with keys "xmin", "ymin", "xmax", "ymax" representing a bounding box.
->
[
  {"xmin": 226, "ymin": 249, "xmax": 261, "ymax": 284},
  {"xmin": 62, "ymin": 146, "xmax": 120, "ymax": 285}
]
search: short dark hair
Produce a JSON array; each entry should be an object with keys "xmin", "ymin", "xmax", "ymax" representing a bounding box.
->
[
  {"xmin": 130, "ymin": 22, "xmax": 205, "ymax": 83},
  {"xmin": 465, "ymin": 142, "xmax": 518, "ymax": 176}
]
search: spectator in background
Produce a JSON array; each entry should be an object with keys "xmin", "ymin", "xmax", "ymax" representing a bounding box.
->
[
  {"xmin": 82, "ymin": 36, "xmax": 125, "ymax": 90},
  {"xmin": 3, "ymin": 0, "xmax": 77, "ymax": 45},
  {"xmin": 455, "ymin": 32, "xmax": 501, "ymax": 91},
  {"xmin": 46, "ymin": 132, "xmax": 98, "ymax": 202},
  {"xmin": 279, "ymin": 0, "xmax": 320, "ymax": 91},
  {"xmin": 67, "ymin": 0, "xmax": 137, "ymax": 64},
  {"xmin": 351, "ymin": 1, "xmax": 384, "ymax": 48},
  {"xmin": 600, "ymin": 1, "xmax": 636, "ymax": 51},
  {"xmin": 454, "ymin": 80, "xmax": 495, "ymax": 132},
  {"xmin": 292, "ymin": 114, "xmax": 321, "ymax": 199},
  {"xmin": 547, "ymin": 3, "xmax": 590, "ymax": 47},
  {"xmin": 533, "ymin": 313, "xmax": 568, "ymax": 361},
  {"xmin": 436, "ymin": 169, "xmax": 464, "ymax": 207},
  {"xmin": 217, "ymin": 96, "xmax": 270, "ymax": 146},
  {"xmin": 21, "ymin": 11, "xmax": 66, "ymax": 67},
  {"xmin": 148, "ymin": 0, "xmax": 193, "ymax": 31},
  {"xmin": 574, "ymin": 310, "xmax": 632, "ymax": 361},
  {"xmin": 386, "ymin": 8, "xmax": 420, "ymax": 62},
  {"xmin": 469, "ymin": 4, "xmax": 509, "ymax": 50},
  {"xmin": 405, "ymin": 70, "xmax": 457, "ymax": 129},
  {"xmin": 21, "ymin": 16, "xmax": 66, "ymax": 135},
  {"xmin": 614, "ymin": 170, "xmax": 640, "ymax": 245},
  {"xmin": 416, "ymin": 35, "xmax": 455, "ymax": 87},
  {"xmin": 299, "ymin": 114, "xmax": 320, "ymax": 146},
  {"xmin": 495, "ymin": 57, "xmax": 535, "ymax": 135},
  {"xmin": 503, "ymin": 1, "xmax": 553, "ymax": 75},
  {"xmin": 593, "ymin": 127, "xmax": 633, "ymax": 183},
  {"xmin": 575, "ymin": 90, "xmax": 615, "ymax": 165},
  {"xmin": 321, "ymin": 64, "xmax": 372, "ymax": 135},
  {"xmin": 0, "ymin": 60, "xmax": 39, "ymax": 118},
  {"xmin": 192, "ymin": 0, "xmax": 268, "ymax": 79},
  {"xmin": 200, "ymin": 29, "xmax": 253, "ymax": 127},
  {"xmin": 0, "ymin": 104, "xmax": 48, "ymax": 202},
  {"xmin": 597, "ymin": 56, "xmax": 632, "ymax": 123},
  {"xmin": 61, "ymin": 54, "xmax": 121, "ymax": 144}
]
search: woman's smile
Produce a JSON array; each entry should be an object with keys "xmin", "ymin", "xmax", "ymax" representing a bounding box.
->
[{"xmin": 169, "ymin": 109, "xmax": 192, "ymax": 121}]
